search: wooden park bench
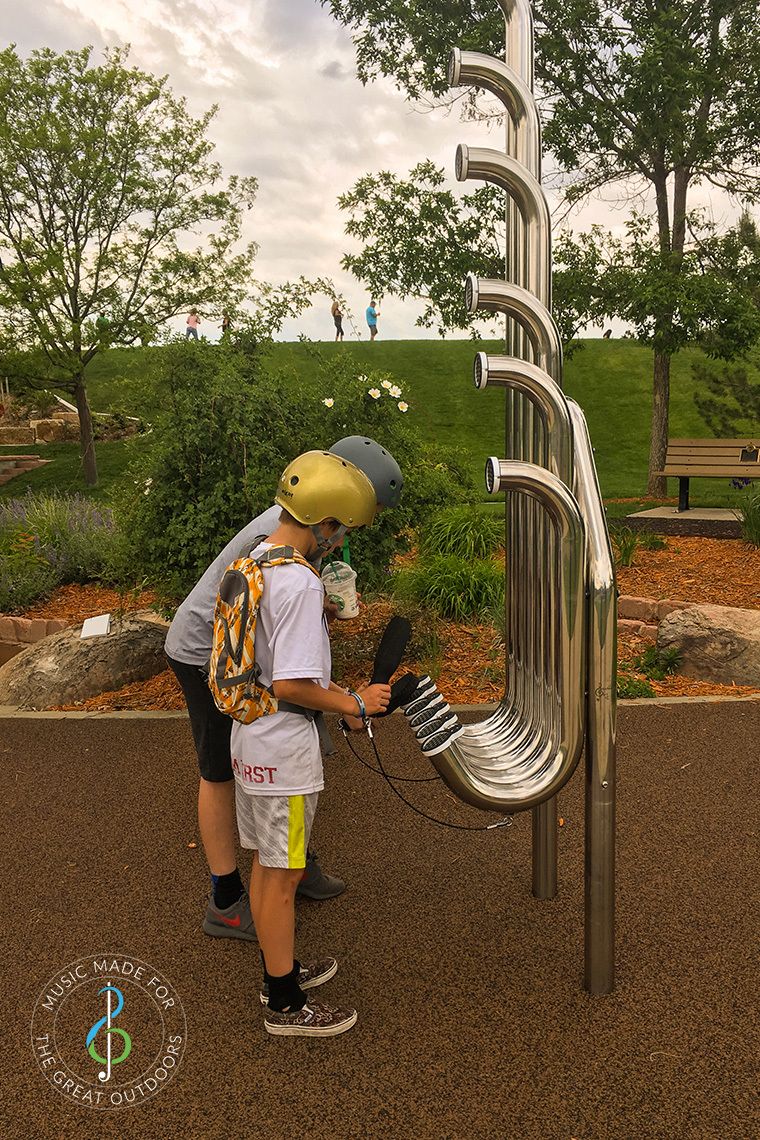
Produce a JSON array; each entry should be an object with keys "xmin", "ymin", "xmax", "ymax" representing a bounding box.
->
[{"xmin": 659, "ymin": 438, "xmax": 760, "ymax": 511}]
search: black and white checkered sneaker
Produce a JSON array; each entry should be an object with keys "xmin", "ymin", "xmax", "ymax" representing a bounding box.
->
[{"xmin": 420, "ymin": 721, "xmax": 465, "ymax": 756}]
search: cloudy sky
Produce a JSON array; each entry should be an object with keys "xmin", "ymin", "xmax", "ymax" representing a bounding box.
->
[{"xmin": 2, "ymin": 0, "xmax": 737, "ymax": 342}]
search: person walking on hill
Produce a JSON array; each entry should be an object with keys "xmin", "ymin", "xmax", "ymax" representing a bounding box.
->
[
  {"xmin": 366, "ymin": 299, "xmax": 379, "ymax": 341},
  {"xmin": 186, "ymin": 309, "xmax": 201, "ymax": 340},
  {"xmin": 331, "ymin": 299, "xmax": 344, "ymax": 342}
]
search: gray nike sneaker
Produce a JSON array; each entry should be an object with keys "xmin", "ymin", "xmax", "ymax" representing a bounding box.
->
[
  {"xmin": 260, "ymin": 957, "xmax": 338, "ymax": 1005},
  {"xmin": 264, "ymin": 1000, "xmax": 358, "ymax": 1038},
  {"xmin": 202, "ymin": 889, "xmax": 257, "ymax": 942},
  {"xmin": 296, "ymin": 852, "xmax": 346, "ymax": 900}
]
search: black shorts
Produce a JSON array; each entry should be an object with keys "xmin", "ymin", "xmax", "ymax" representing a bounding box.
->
[{"xmin": 166, "ymin": 653, "xmax": 233, "ymax": 782}]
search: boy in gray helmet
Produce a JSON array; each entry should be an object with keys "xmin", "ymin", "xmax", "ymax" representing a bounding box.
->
[{"xmin": 165, "ymin": 435, "xmax": 403, "ymax": 942}]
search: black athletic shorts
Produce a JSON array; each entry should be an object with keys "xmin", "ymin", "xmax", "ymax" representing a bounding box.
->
[{"xmin": 166, "ymin": 653, "xmax": 233, "ymax": 782}]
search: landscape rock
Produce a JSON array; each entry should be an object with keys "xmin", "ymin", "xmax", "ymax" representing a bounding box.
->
[
  {"xmin": 30, "ymin": 418, "xmax": 79, "ymax": 442},
  {"xmin": 656, "ymin": 598, "xmax": 691, "ymax": 621},
  {"xmin": 0, "ymin": 610, "xmax": 170, "ymax": 708},
  {"xmin": 657, "ymin": 604, "xmax": 760, "ymax": 686},
  {"xmin": 618, "ymin": 595, "xmax": 657, "ymax": 623},
  {"xmin": 0, "ymin": 426, "xmax": 35, "ymax": 445}
]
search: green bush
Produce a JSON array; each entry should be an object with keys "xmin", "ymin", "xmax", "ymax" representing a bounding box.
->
[
  {"xmin": 738, "ymin": 485, "xmax": 760, "ymax": 547},
  {"xmin": 636, "ymin": 528, "xmax": 667, "ymax": 551},
  {"xmin": 616, "ymin": 674, "xmax": 655, "ymax": 699},
  {"xmin": 0, "ymin": 529, "xmax": 58, "ymax": 612},
  {"xmin": 392, "ymin": 555, "xmax": 504, "ymax": 622},
  {"xmin": 0, "ymin": 490, "xmax": 116, "ymax": 585},
  {"xmin": 0, "ymin": 490, "xmax": 117, "ymax": 609},
  {"xmin": 631, "ymin": 644, "xmax": 682, "ymax": 681},
  {"xmin": 113, "ymin": 341, "xmax": 479, "ymax": 604},
  {"xmin": 420, "ymin": 504, "xmax": 504, "ymax": 560},
  {"xmin": 611, "ymin": 525, "xmax": 640, "ymax": 567}
]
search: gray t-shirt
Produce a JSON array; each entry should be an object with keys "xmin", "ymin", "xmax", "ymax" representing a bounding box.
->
[{"xmin": 164, "ymin": 504, "xmax": 281, "ymax": 666}]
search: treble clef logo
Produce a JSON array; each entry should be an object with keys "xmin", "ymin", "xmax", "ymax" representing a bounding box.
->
[{"xmin": 85, "ymin": 983, "xmax": 132, "ymax": 1082}]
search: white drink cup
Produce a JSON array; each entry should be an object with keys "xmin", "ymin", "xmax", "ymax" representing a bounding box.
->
[{"xmin": 321, "ymin": 561, "xmax": 359, "ymax": 619}]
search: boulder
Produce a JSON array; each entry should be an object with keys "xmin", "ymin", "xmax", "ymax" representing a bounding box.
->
[
  {"xmin": 0, "ymin": 610, "xmax": 170, "ymax": 709},
  {"xmin": 657, "ymin": 604, "xmax": 760, "ymax": 686}
]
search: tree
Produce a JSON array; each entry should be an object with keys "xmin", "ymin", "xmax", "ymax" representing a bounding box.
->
[
  {"xmin": 0, "ymin": 45, "xmax": 258, "ymax": 486},
  {"xmin": 324, "ymin": 1, "xmax": 760, "ymax": 494},
  {"xmin": 338, "ymin": 159, "xmax": 604, "ymax": 349}
]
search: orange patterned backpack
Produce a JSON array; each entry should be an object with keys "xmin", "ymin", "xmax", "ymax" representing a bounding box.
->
[{"xmin": 209, "ymin": 544, "xmax": 321, "ymax": 724}]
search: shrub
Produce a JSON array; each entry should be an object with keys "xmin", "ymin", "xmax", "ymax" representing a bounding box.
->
[
  {"xmin": 616, "ymin": 674, "xmax": 655, "ymax": 699},
  {"xmin": 420, "ymin": 505, "xmax": 504, "ymax": 560},
  {"xmin": 631, "ymin": 645, "xmax": 682, "ymax": 680},
  {"xmin": 0, "ymin": 530, "xmax": 58, "ymax": 612},
  {"xmin": 0, "ymin": 490, "xmax": 116, "ymax": 585},
  {"xmin": 611, "ymin": 525, "xmax": 640, "ymax": 567},
  {"xmin": 392, "ymin": 555, "xmax": 504, "ymax": 621},
  {"xmin": 738, "ymin": 485, "xmax": 760, "ymax": 547},
  {"xmin": 637, "ymin": 528, "xmax": 667, "ymax": 551},
  {"xmin": 114, "ymin": 341, "xmax": 479, "ymax": 604}
]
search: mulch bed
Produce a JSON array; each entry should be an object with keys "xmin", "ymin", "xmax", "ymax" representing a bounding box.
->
[
  {"xmin": 617, "ymin": 536, "xmax": 760, "ymax": 609},
  {"xmin": 11, "ymin": 534, "xmax": 760, "ymax": 710}
]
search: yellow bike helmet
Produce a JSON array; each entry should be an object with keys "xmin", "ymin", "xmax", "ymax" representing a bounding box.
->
[{"xmin": 276, "ymin": 451, "xmax": 377, "ymax": 549}]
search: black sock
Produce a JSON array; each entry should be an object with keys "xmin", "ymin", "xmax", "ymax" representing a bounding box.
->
[
  {"xmin": 267, "ymin": 963, "xmax": 306, "ymax": 1013},
  {"xmin": 261, "ymin": 953, "xmax": 301, "ymax": 985},
  {"xmin": 212, "ymin": 868, "xmax": 243, "ymax": 910}
]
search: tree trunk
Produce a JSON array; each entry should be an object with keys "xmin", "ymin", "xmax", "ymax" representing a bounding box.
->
[
  {"xmin": 647, "ymin": 350, "xmax": 670, "ymax": 497},
  {"xmin": 73, "ymin": 377, "xmax": 98, "ymax": 487}
]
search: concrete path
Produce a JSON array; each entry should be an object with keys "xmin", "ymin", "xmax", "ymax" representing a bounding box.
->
[{"xmin": 1, "ymin": 702, "xmax": 757, "ymax": 1139}]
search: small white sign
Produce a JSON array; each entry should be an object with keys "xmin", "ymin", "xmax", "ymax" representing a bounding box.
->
[{"xmin": 80, "ymin": 613, "xmax": 111, "ymax": 639}]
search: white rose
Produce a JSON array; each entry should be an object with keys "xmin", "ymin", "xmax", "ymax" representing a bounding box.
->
[
  {"xmin": 322, "ymin": 397, "xmax": 335, "ymax": 408},
  {"xmin": 369, "ymin": 388, "xmax": 381, "ymax": 399}
]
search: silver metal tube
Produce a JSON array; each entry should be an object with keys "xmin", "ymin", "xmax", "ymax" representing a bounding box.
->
[
  {"xmin": 466, "ymin": 275, "xmax": 562, "ymax": 382},
  {"xmin": 568, "ymin": 400, "xmax": 617, "ymax": 995},
  {"xmin": 430, "ymin": 461, "xmax": 586, "ymax": 814},
  {"xmin": 448, "ymin": 50, "xmax": 540, "ymax": 176},
  {"xmin": 456, "ymin": 146, "xmax": 551, "ymax": 305},
  {"xmin": 474, "ymin": 355, "xmax": 572, "ymax": 485}
]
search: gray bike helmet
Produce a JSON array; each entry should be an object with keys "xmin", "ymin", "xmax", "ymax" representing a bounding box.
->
[{"xmin": 329, "ymin": 436, "xmax": 404, "ymax": 509}]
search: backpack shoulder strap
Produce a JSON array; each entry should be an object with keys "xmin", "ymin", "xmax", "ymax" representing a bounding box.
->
[
  {"xmin": 236, "ymin": 534, "xmax": 269, "ymax": 560},
  {"xmin": 256, "ymin": 546, "xmax": 321, "ymax": 579}
]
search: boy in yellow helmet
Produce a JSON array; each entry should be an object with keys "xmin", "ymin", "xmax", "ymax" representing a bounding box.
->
[{"xmin": 232, "ymin": 451, "xmax": 390, "ymax": 1037}]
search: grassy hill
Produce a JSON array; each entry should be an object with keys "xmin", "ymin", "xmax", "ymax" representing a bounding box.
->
[{"xmin": 2, "ymin": 338, "xmax": 756, "ymax": 507}]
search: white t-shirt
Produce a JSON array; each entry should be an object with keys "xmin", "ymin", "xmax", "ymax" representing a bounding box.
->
[{"xmin": 230, "ymin": 543, "xmax": 331, "ymax": 797}]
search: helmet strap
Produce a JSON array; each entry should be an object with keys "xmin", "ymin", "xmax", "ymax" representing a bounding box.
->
[{"xmin": 311, "ymin": 522, "xmax": 348, "ymax": 554}]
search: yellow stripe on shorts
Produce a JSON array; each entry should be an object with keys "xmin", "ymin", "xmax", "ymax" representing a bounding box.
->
[{"xmin": 287, "ymin": 796, "xmax": 306, "ymax": 868}]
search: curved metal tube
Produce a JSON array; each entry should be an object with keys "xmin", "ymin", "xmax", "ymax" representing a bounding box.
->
[
  {"xmin": 466, "ymin": 275, "xmax": 563, "ymax": 382},
  {"xmin": 474, "ymin": 355, "xmax": 572, "ymax": 486},
  {"xmin": 456, "ymin": 146, "xmax": 551, "ymax": 304},
  {"xmin": 429, "ymin": 462, "xmax": 586, "ymax": 813},
  {"xmin": 448, "ymin": 50, "xmax": 540, "ymax": 176}
]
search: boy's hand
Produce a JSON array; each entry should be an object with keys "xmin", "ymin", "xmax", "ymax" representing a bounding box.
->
[{"xmin": 358, "ymin": 682, "xmax": 391, "ymax": 717}]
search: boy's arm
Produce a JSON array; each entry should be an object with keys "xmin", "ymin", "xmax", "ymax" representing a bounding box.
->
[{"xmin": 273, "ymin": 678, "xmax": 390, "ymax": 718}]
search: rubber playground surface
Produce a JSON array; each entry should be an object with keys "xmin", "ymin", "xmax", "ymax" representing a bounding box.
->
[{"xmin": 1, "ymin": 700, "xmax": 757, "ymax": 1140}]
